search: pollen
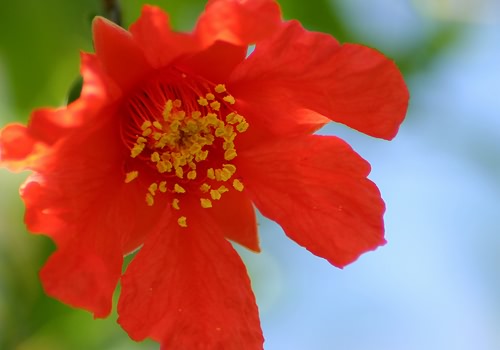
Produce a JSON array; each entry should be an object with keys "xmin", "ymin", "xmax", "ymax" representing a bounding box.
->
[
  {"xmin": 198, "ymin": 97, "xmax": 208, "ymax": 106},
  {"xmin": 223, "ymin": 95, "xmax": 236, "ymax": 105},
  {"xmin": 172, "ymin": 198, "xmax": 180, "ymax": 210},
  {"xmin": 215, "ymin": 84, "xmax": 226, "ymax": 93},
  {"xmin": 124, "ymin": 171, "xmax": 139, "ymax": 183},
  {"xmin": 174, "ymin": 183, "xmax": 186, "ymax": 193},
  {"xmin": 200, "ymin": 198, "xmax": 213, "ymax": 208},
  {"xmin": 233, "ymin": 179, "xmax": 244, "ymax": 191},
  {"xmin": 148, "ymin": 183, "xmax": 158, "ymax": 195},
  {"xmin": 159, "ymin": 181, "xmax": 167, "ymax": 193},
  {"xmin": 177, "ymin": 216, "xmax": 187, "ymax": 228},
  {"xmin": 125, "ymin": 81, "xmax": 249, "ymax": 210},
  {"xmin": 146, "ymin": 193, "xmax": 154, "ymax": 206}
]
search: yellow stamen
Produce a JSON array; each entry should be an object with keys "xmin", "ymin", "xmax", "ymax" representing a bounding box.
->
[
  {"xmin": 206, "ymin": 93, "xmax": 215, "ymax": 101},
  {"xmin": 153, "ymin": 120, "xmax": 163, "ymax": 130},
  {"xmin": 223, "ymin": 95, "xmax": 236, "ymax": 105},
  {"xmin": 174, "ymin": 183, "xmax": 186, "ymax": 193},
  {"xmin": 124, "ymin": 171, "xmax": 139, "ymax": 183},
  {"xmin": 210, "ymin": 101, "xmax": 221, "ymax": 111},
  {"xmin": 187, "ymin": 170, "xmax": 197, "ymax": 180},
  {"xmin": 198, "ymin": 97, "xmax": 208, "ymax": 106},
  {"xmin": 200, "ymin": 183, "xmax": 211, "ymax": 193},
  {"xmin": 200, "ymin": 198, "xmax": 213, "ymax": 208},
  {"xmin": 172, "ymin": 198, "xmax": 180, "ymax": 210},
  {"xmin": 233, "ymin": 179, "xmax": 244, "ymax": 191},
  {"xmin": 224, "ymin": 149, "xmax": 237, "ymax": 161},
  {"xmin": 215, "ymin": 84, "xmax": 226, "ymax": 93},
  {"xmin": 146, "ymin": 193, "xmax": 154, "ymax": 206},
  {"xmin": 159, "ymin": 181, "xmax": 167, "ymax": 193},
  {"xmin": 148, "ymin": 183, "xmax": 158, "ymax": 195},
  {"xmin": 177, "ymin": 216, "xmax": 187, "ymax": 227},
  {"xmin": 210, "ymin": 189, "xmax": 222, "ymax": 200}
]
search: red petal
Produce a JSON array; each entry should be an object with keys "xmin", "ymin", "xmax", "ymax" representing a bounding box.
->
[
  {"xmin": 195, "ymin": 0, "xmax": 282, "ymax": 47},
  {"xmin": 118, "ymin": 211, "xmax": 263, "ymax": 349},
  {"xmin": 129, "ymin": 6, "xmax": 196, "ymax": 69},
  {"xmin": 92, "ymin": 16, "xmax": 152, "ymax": 92},
  {"xmin": 40, "ymin": 239, "xmax": 122, "ymax": 318},
  {"xmin": 212, "ymin": 187, "xmax": 259, "ymax": 252},
  {"xmin": 230, "ymin": 21, "xmax": 409, "ymax": 140},
  {"xmin": 236, "ymin": 135, "xmax": 386, "ymax": 268},
  {"xmin": 180, "ymin": 40, "xmax": 247, "ymax": 84},
  {"xmin": 0, "ymin": 53, "xmax": 110, "ymax": 172}
]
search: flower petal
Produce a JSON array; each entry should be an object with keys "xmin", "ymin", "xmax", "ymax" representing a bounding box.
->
[
  {"xmin": 0, "ymin": 53, "xmax": 111, "ymax": 172},
  {"xmin": 129, "ymin": 5, "xmax": 196, "ymax": 69},
  {"xmin": 180, "ymin": 40, "xmax": 247, "ymax": 84},
  {"xmin": 92, "ymin": 16, "xmax": 152, "ymax": 92},
  {"xmin": 118, "ymin": 210, "xmax": 263, "ymax": 349},
  {"xmin": 230, "ymin": 21, "xmax": 409, "ymax": 140},
  {"xmin": 195, "ymin": 0, "xmax": 282, "ymax": 47},
  {"xmin": 236, "ymin": 135, "xmax": 386, "ymax": 268},
  {"xmin": 212, "ymin": 187, "xmax": 259, "ymax": 252},
  {"xmin": 40, "ymin": 237, "xmax": 123, "ymax": 318}
]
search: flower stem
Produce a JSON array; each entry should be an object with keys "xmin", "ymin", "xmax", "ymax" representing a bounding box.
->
[{"xmin": 102, "ymin": 0, "xmax": 122, "ymax": 26}]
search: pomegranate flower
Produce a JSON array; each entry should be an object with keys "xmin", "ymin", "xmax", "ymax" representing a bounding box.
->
[{"xmin": 0, "ymin": 0, "xmax": 408, "ymax": 348}]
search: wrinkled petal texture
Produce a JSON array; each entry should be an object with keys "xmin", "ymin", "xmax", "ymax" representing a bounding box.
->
[
  {"xmin": 0, "ymin": 53, "xmax": 112, "ymax": 171},
  {"xmin": 230, "ymin": 20, "xmax": 409, "ymax": 140},
  {"xmin": 118, "ymin": 211, "xmax": 263, "ymax": 350},
  {"xmin": 237, "ymin": 135, "xmax": 386, "ymax": 267},
  {"xmin": 196, "ymin": 0, "xmax": 282, "ymax": 47}
]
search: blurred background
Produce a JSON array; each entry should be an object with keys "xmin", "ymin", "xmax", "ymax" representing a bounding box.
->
[{"xmin": 0, "ymin": 0, "xmax": 499, "ymax": 349}]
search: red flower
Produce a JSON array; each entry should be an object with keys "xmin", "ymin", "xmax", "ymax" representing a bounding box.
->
[{"xmin": 0, "ymin": 1, "xmax": 408, "ymax": 349}]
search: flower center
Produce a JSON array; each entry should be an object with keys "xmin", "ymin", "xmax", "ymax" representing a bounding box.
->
[{"xmin": 121, "ymin": 71, "xmax": 248, "ymax": 227}]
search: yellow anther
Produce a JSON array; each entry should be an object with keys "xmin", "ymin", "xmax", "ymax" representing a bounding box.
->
[
  {"xmin": 170, "ymin": 120, "xmax": 180, "ymax": 132},
  {"xmin": 173, "ymin": 99, "xmax": 182, "ymax": 108},
  {"xmin": 177, "ymin": 216, "xmax": 187, "ymax": 227},
  {"xmin": 236, "ymin": 121, "xmax": 249, "ymax": 133},
  {"xmin": 153, "ymin": 121, "xmax": 163, "ymax": 130},
  {"xmin": 159, "ymin": 181, "xmax": 167, "ymax": 193},
  {"xmin": 124, "ymin": 171, "xmax": 139, "ymax": 183},
  {"xmin": 200, "ymin": 198, "xmax": 213, "ymax": 208},
  {"xmin": 198, "ymin": 97, "xmax": 208, "ymax": 106},
  {"xmin": 172, "ymin": 198, "xmax": 181, "ymax": 210},
  {"xmin": 188, "ymin": 161, "xmax": 197, "ymax": 169},
  {"xmin": 148, "ymin": 183, "xmax": 158, "ymax": 195},
  {"xmin": 223, "ymin": 164, "xmax": 237, "ymax": 174},
  {"xmin": 152, "ymin": 132, "xmax": 163, "ymax": 141},
  {"xmin": 151, "ymin": 152, "xmax": 160, "ymax": 162},
  {"xmin": 207, "ymin": 168, "xmax": 215, "ymax": 180},
  {"xmin": 215, "ymin": 84, "xmax": 226, "ymax": 93},
  {"xmin": 163, "ymin": 100, "xmax": 173, "ymax": 120},
  {"xmin": 157, "ymin": 160, "xmax": 171, "ymax": 173},
  {"xmin": 223, "ymin": 95, "xmax": 236, "ymax": 104},
  {"xmin": 191, "ymin": 111, "xmax": 202, "ymax": 119},
  {"xmin": 146, "ymin": 193, "xmax": 154, "ymax": 206},
  {"xmin": 131, "ymin": 143, "xmax": 145, "ymax": 158},
  {"xmin": 142, "ymin": 128, "xmax": 152, "ymax": 137},
  {"xmin": 175, "ymin": 167, "xmax": 184, "ymax": 179},
  {"xmin": 174, "ymin": 183, "xmax": 186, "ymax": 193},
  {"xmin": 220, "ymin": 165, "xmax": 235, "ymax": 181},
  {"xmin": 215, "ymin": 126, "xmax": 225, "ymax": 137},
  {"xmin": 206, "ymin": 113, "xmax": 219, "ymax": 126},
  {"xmin": 210, "ymin": 101, "xmax": 221, "ymax": 111},
  {"xmin": 187, "ymin": 170, "xmax": 197, "ymax": 180},
  {"xmin": 225, "ymin": 112, "xmax": 236, "ymax": 123},
  {"xmin": 218, "ymin": 185, "xmax": 229, "ymax": 194},
  {"xmin": 223, "ymin": 141, "xmax": 235, "ymax": 150},
  {"xmin": 210, "ymin": 189, "xmax": 222, "ymax": 200},
  {"xmin": 200, "ymin": 183, "xmax": 211, "ymax": 193},
  {"xmin": 173, "ymin": 110, "xmax": 186, "ymax": 120},
  {"xmin": 233, "ymin": 179, "xmax": 244, "ymax": 191},
  {"xmin": 141, "ymin": 120, "xmax": 152, "ymax": 130},
  {"xmin": 224, "ymin": 148, "xmax": 237, "ymax": 161},
  {"xmin": 206, "ymin": 93, "xmax": 215, "ymax": 101},
  {"xmin": 215, "ymin": 169, "xmax": 223, "ymax": 181}
]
